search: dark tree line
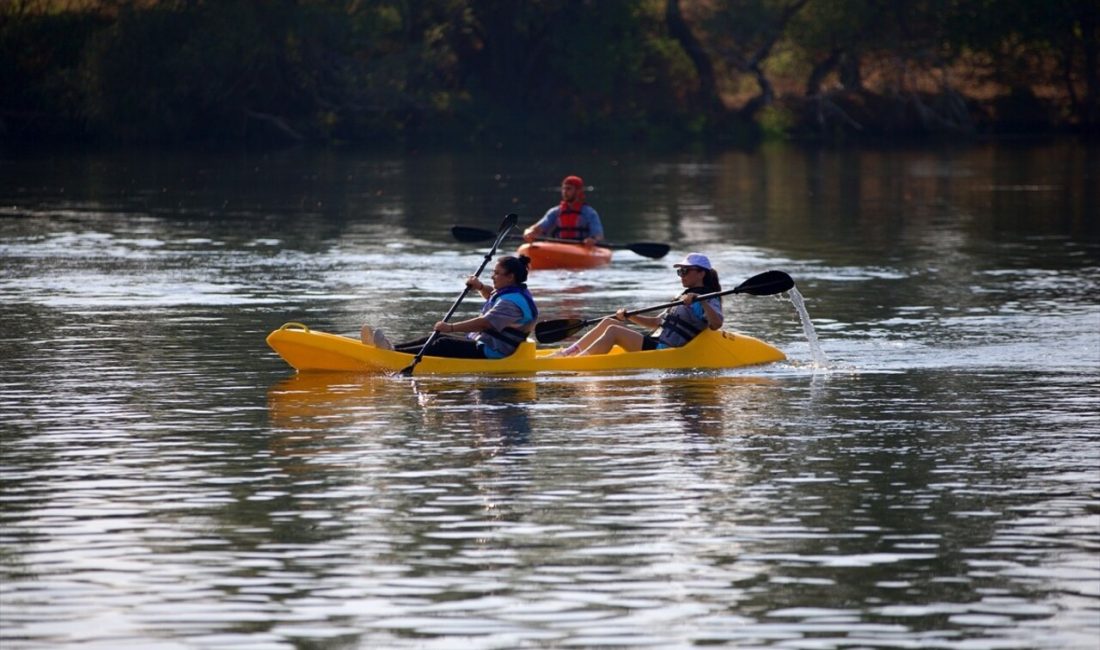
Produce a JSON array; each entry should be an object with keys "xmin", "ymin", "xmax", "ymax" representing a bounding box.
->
[{"xmin": 2, "ymin": 0, "xmax": 1095, "ymax": 148}]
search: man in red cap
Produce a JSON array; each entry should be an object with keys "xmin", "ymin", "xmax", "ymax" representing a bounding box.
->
[{"xmin": 523, "ymin": 175, "xmax": 604, "ymax": 246}]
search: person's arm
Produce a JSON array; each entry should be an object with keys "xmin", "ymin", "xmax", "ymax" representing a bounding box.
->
[
  {"xmin": 524, "ymin": 208, "xmax": 557, "ymax": 242},
  {"xmin": 435, "ymin": 316, "xmax": 491, "ymax": 333},
  {"xmin": 682, "ymin": 295, "xmax": 724, "ymax": 330},
  {"xmin": 465, "ymin": 275, "xmax": 492, "ymax": 300},
  {"xmin": 438, "ymin": 298, "xmax": 523, "ymax": 334},
  {"xmin": 582, "ymin": 206, "xmax": 604, "ymax": 246},
  {"xmin": 616, "ymin": 308, "xmax": 662, "ymax": 329},
  {"xmin": 700, "ymin": 298, "xmax": 723, "ymax": 329}
]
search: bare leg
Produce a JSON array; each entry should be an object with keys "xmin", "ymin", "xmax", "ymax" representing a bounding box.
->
[
  {"xmin": 568, "ymin": 317, "xmax": 620, "ymax": 349},
  {"xmin": 552, "ymin": 317, "xmax": 622, "ymax": 356},
  {"xmin": 576, "ymin": 323, "xmax": 646, "ymax": 356}
]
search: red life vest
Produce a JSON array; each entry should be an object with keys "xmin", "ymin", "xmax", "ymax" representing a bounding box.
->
[
  {"xmin": 553, "ymin": 202, "xmax": 588, "ymax": 240},
  {"xmin": 554, "ymin": 176, "xmax": 588, "ymax": 240}
]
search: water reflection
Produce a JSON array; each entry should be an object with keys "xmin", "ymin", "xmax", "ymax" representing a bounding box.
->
[
  {"xmin": 267, "ymin": 373, "xmax": 398, "ymax": 471},
  {"xmin": 267, "ymin": 374, "xmax": 536, "ymax": 468},
  {"xmin": 666, "ymin": 375, "xmax": 783, "ymax": 438},
  {"xmin": 412, "ymin": 378, "xmax": 535, "ymax": 449}
]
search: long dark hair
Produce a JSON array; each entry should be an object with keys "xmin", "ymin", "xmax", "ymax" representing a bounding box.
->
[
  {"xmin": 497, "ymin": 254, "xmax": 532, "ymax": 284},
  {"xmin": 701, "ymin": 268, "xmax": 721, "ymax": 293}
]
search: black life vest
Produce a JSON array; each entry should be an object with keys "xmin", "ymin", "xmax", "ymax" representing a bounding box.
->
[{"xmin": 657, "ymin": 288, "xmax": 719, "ymax": 348}]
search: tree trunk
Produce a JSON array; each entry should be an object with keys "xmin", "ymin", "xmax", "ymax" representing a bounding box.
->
[
  {"xmin": 806, "ymin": 48, "xmax": 842, "ymax": 96},
  {"xmin": 740, "ymin": 63, "xmax": 774, "ymax": 119},
  {"xmin": 738, "ymin": 0, "xmax": 809, "ymax": 119},
  {"xmin": 839, "ymin": 52, "xmax": 863, "ymax": 92},
  {"xmin": 665, "ymin": 0, "xmax": 724, "ymax": 115}
]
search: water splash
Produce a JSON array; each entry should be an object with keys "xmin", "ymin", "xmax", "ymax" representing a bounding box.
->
[{"xmin": 784, "ymin": 285, "xmax": 829, "ymax": 367}]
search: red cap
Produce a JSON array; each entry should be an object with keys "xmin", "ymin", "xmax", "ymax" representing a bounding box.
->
[{"xmin": 562, "ymin": 175, "xmax": 584, "ymax": 188}]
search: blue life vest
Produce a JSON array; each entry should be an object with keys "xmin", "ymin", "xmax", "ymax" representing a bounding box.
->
[{"xmin": 475, "ymin": 285, "xmax": 539, "ymax": 358}]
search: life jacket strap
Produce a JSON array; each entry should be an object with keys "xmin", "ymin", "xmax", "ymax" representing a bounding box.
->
[
  {"xmin": 483, "ymin": 326, "xmax": 529, "ymax": 346},
  {"xmin": 662, "ymin": 313, "xmax": 703, "ymax": 340}
]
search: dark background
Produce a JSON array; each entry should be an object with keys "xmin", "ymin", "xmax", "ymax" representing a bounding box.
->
[{"xmin": 3, "ymin": 0, "xmax": 1097, "ymax": 150}]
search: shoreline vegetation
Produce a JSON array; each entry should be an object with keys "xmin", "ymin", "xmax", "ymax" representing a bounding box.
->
[{"xmin": 3, "ymin": 0, "xmax": 1097, "ymax": 151}]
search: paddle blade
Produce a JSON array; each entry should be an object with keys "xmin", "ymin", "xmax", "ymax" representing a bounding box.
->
[
  {"xmin": 627, "ymin": 242, "xmax": 671, "ymax": 259},
  {"xmin": 733, "ymin": 270, "xmax": 794, "ymax": 296},
  {"xmin": 451, "ymin": 225, "xmax": 495, "ymax": 242},
  {"xmin": 535, "ymin": 318, "xmax": 588, "ymax": 344},
  {"xmin": 398, "ymin": 351, "xmax": 428, "ymax": 376},
  {"xmin": 502, "ymin": 212, "xmax": 519, "ymax": 229}
]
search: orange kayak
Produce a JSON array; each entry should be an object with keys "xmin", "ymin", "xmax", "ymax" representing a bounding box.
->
[{"xmin": 517, "ymin": 241, "xmax": 613, "ymax": 270}]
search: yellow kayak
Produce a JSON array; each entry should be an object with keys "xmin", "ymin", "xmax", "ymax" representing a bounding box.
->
[{"xmin": 266, "ymin": 322, "xmax": 785, "ymax": 375}]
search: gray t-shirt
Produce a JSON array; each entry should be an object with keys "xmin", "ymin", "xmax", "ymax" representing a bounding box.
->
[{"xmin": 471, "ymin": 298, "xmax": 529, "ymax": 357}]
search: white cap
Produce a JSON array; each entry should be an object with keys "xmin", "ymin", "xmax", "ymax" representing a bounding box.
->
[{"xmin": 672, "ymin": 252, "xmax": 713, "ymax": 271}]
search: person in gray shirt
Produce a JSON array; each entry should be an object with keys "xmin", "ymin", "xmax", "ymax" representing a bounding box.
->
[{"xmin": 361, "ymin": 255, "xmax": 539, "ymax": 359}]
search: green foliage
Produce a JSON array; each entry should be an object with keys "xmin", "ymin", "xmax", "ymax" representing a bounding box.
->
[
  {"xmin": 758, "ymin": 104, "xmax": 796, "ymax": 140},
  {"xmin": 0, "ymin": 0, "xmax": 1092, "ymax": 147}
]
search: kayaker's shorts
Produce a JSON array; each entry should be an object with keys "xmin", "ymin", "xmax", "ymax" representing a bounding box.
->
[{"xmin": 641, "ymin": 335, "xmax": 660, "ymax": 351}]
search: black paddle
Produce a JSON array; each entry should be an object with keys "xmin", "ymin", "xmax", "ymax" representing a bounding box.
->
[
  {"xmin": 399, "ymin": 213, "xmax": 520, "ymax": 376},
  {"xmin": 451, "ymin": 225, "xmax": 670, "ymax": 260},
  {"xmin": 534, "ymin": 270, "xmax": 795, "ymax": 344}
]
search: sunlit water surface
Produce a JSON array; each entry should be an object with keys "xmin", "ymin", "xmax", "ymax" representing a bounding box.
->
[{"xmin": 1, "ymin": 145, "xmax": 1098, "ymax": 649}]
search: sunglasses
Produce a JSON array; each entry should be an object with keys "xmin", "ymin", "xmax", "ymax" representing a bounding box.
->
[{"xmin": 676, "ymin": 266, "xmax": 702, "ymax": 277}]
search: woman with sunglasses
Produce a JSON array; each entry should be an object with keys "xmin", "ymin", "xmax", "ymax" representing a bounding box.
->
[
  {"xmin": 361, "ymin": 255, "xmax": 538, "ymax": 359},
  {"xmin": 552, "ymin": 253, "xmax": 723, "ymax": 357}
]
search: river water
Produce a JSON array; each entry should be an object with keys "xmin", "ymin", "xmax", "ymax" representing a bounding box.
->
[{"xmin": 1, "ymin": 143, "xmax": 1097, "ymax": 649}]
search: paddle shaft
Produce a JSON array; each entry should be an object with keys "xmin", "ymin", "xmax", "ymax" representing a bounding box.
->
[
  {"xmin": 401, "ymin": 215, "xmax": 518, "ymax": 375},
  {"xmin": 519, "ymin": 235, "xmax": 670, "ymax": 260},
  {"xmin": 579, "ymin": 286, "xmax": 744, "ymax": 331},
  {"xmin": 512, "ymin": 233, "xmax": 611, "ymax": 249},
  {"xmin": 451, "ymin": 226, "xmax": 669, "ymax": 259},
  {"xmin": 534, "ymin": 270, "xmax": 794, "ymax": 343}
]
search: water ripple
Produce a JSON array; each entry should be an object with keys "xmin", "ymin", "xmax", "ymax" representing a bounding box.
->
[{"xmin": 3, "ymin": 148, "xmax": 1098, "ymax": 649}]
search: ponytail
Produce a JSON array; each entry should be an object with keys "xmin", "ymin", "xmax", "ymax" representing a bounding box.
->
[{"xmin": 497, "ymin": 254, "xmax": 532, "ymax": 284}]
